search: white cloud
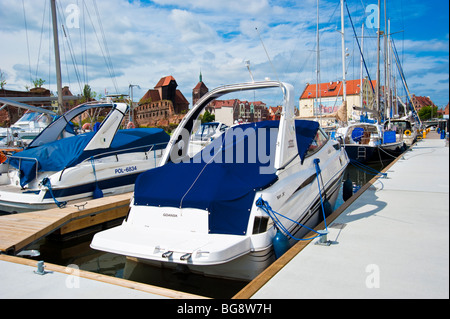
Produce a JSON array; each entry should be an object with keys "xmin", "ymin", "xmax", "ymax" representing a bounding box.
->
[
  {"xmin": 170, "ymin": 9, "xmax": 217, "ymax": 43},
  {"xmin": 0, "ymin": 0, "xmax": 447, "ymax": 108}
]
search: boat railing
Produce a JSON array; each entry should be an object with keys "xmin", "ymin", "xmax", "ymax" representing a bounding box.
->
[
  {"xmin": 6, "ymin": 141, "xmax": 168, "ymax": 185},
  {"xmin": 6, "ymin": 155, "xmax": 39, "ymax": 185},
  {"xmin": 79, "ymin": 141, "xmax": 168, "ymax": 165}
]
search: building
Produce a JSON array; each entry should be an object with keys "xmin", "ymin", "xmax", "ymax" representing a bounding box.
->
[
  {"xmin": 135, "ymin": 76, "xmax": 189, "ymax": 127},
  {"xmin": 192, "ymin": 72, "xmax": 209, "ymax": 106},
  {"xmin": 206, "ymin": 99, "xmax": 268, "ymax": 126},
  {"xmin": 411, "ymin": 95, "xmax": 436, "ymax": 113},
  {"xmin": 299, "ymin": 78, "xmax": 377, "ymax": 122},
  {"xmin": 268, "ymin": 106, "xmax": 282, "ymax": 121},
  {"xmin": 51, "ymin": 86, "xmax": 82, "ymax": 113}
]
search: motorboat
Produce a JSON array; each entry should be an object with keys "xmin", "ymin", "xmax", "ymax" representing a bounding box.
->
[
  {"xmin": 188, "ymin": 121, "xmax": 229, "ymax": 156},
  {"xmin": 0, "ymin": 111, "xmax": 55, "ymax": 152},
  {"xmin": 336, "ymin": 122, "xmax": 405, "ymax": 163},
  {"xmin": 384, "ymin": 117, "xmax": 418, "ymax": 147},
  {"xmin": 0, "ymin": 100, "xmax": 169, "ymax": 213},
  {"xmin": 91, "ymin": 81, "xmax": 349, "ymax": 281}
]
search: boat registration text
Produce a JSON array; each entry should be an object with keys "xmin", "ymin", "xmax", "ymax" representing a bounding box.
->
[{"xmin": 114, "ymin": 166, "xmax": 137, "ymax": 174}]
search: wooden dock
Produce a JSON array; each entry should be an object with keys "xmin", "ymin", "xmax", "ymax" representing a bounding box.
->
[{"xmin": 0, "ymin": 193, "xmax": 132, "ymax": 255}]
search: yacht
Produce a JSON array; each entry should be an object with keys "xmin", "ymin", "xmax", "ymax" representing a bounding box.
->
[
  {"xmin": 384, "ymin": 117, "xmax": 418, "ymax": 147},
  {"xmin": 91, "ymin": 81, "xmax": 349, "ymax": 281},
  {"xmin": 0, "ymin": 101, "xmax": 169, "ymax": 213},
  {"xmin": 336, "ymin": 121, "xmax": 406, "ymax": 163},
  {"xmin": 0, "ymin": 111, "xmax": 55, "ymax": 152}
]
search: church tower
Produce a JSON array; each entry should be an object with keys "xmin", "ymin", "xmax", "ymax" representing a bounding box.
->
[{"xmin": 192, "ymin": 72, "xmax": 209, "ymax": 106}]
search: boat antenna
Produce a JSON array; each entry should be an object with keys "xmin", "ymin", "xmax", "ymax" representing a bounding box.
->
[{"xmin": 255, "ymin": 27, "xmax": 279, "ymax": 82}]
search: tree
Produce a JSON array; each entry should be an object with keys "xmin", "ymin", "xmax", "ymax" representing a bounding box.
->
[
  {"xmin": 32, "ymin": 78, "xmax": 46, "ymax": 88},
  {"xmin": 201, "ymin": 110, "xmax": 215, "ymax": 123},
  {"xmin": 0, "ymin": 69, "xmax": 6, "ymax": 89},
  {"xmin": 418, "ymin": 105, "xmax": 439, "ymax": 120}
]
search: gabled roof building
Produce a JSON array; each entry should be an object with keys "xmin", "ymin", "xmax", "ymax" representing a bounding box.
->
[
  {"xmin": 299, "ymin": 78, "xmax": 377, "ymax": 122},
  {"xmin": 136, "ymin": 76, "xmax": 189, "ymax": 127}
]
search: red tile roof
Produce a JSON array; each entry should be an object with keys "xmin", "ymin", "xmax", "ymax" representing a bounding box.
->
[
  {"xmin": 209, "ymin": 99, "xmax": 239, "ymax": 108},
  {"xmin": 300, "ymin": 79, "xmax": 376, "ymax": 99},
  {"xmin": 412, "ymin": 95, "xmax": 436, "ymax": 108},
  {"xmin": 193, "ymin": 81, "xmax": 208, "ymax": 91},
  {"xmin": 155, "ymin": 75, "xmax": 177, "ymax": 88},
  {"xmin": 139, "ymin": 89, "xmax": 161, "ymax": 104}
]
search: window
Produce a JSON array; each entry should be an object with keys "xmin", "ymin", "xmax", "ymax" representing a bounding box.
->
[{"xmin": 306, "ymin": 128, "xmax": 329, "ymax": 156}]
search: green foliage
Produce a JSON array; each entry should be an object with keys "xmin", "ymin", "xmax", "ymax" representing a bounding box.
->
[
  {"xmin": 201, "ymin": 110, "xmax": 215, "ymax": 123},
  {"xmin": 418, "ymin": 105, "xmax": 440, "ymax": 120},
  {"xmin": 32, "ymin": 78, "xmax": 46, "ymax": 88},
  {"xmin": 0, "ymin": 69, "xmax": 6, "ymax": 89}
]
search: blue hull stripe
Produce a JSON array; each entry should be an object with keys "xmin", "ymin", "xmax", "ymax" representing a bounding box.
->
[{"xmin": 43, "ymin": 172, "xmax": 141, "ymax": 199}]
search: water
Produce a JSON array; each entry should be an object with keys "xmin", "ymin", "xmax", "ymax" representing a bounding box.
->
[{"xmin": 5, "ymin": 158, "xmax": 393, "ymax": 298}]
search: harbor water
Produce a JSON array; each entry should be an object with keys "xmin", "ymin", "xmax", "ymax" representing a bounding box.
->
[{"xmin": 2, "ymin": 157, "xmax": 394, "ymax": 299}]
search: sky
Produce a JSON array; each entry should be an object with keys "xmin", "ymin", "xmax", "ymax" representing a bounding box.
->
[{"xmin": 0, "ymin": 0, "xmax": 448, "ymax": 109}]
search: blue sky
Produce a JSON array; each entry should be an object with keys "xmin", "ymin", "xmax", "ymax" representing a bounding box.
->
[{"xmin": 0, "ymin": 0, "xmax": 448, "ymax": 108}]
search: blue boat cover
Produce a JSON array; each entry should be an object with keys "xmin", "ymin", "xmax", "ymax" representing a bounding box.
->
[
  {"xmin": 351, "ymin": 127, "xmax": 364, "ymax": 142},
  {"xmin": 133, "ymin": 120, "xmax": 319, "ymax": 236},
  {"xmin": 9, "ymin": 128, "xmax": 170, "ymax": 188}
]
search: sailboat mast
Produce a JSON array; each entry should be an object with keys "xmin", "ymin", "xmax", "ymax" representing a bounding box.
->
[
  {"xmin": 387, "ymin": 18, "xmax": 392, "ymax": 118},
  {"xmin": 51, "ymin": 0, "xmax": 63, "ymax": 115},
  {"xmin": 315, "ymin": 0, "xmax": 320, "ymax": 120},
  {"xmin": 360, "ymin": 24, "xmax": 364, "ymax": 111},
  {"xmin": 375, "ymin": 0, "xmax": 381, "ymax": 120},
  {"xmin": 340, "ymin": 0, "xmax": 346, "ymax": 102}
]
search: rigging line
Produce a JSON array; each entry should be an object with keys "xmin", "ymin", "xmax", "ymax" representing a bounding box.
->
[
  {"xmin": 21, "ymin": 0, "xmax": 33, "ymax": 84},
  {"xmin": 291, "ymin": 1, "xmax": 340, "ymax": 89},
  {"xmin": 179, "ymin": 127, "xmax": 231, "ymax": 209},
  {"xmin": 82, "ymin": 0, "xmax": 88, "ymax": 85},
  {"xmin": 35, "ymin": 0, "xmax": 48, "ymax": 80},
  {"xmin": 344, "ymin": 0, "xmax": 375, "ymax": 94},
  {"xmin": 84, "ymin": 0, "xmax": 118, "ymax": 93},
  {"xmin": 61, "ymin": 29, "xmax": 72, "ymax": 90},
  {"xmin": 92, "ymin": 0, "xmax": 119, "ymax": 93},
  {"xmin": 56, "ymin": 1, "xmax": 83, "ymax": 93},
  {"xmin": 255, "ymin": 27, "xmax": 279, "ymax": 83}
]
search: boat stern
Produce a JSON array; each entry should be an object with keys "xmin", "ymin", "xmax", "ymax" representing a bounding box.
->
[{"xmin": 90, "ymin": 205, "xmax": 253, "ymax": 266}]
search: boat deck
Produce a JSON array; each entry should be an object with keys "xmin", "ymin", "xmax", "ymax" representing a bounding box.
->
[{"xmin": 236, "ymin": 133, "xmax": 449, "ymax": 299}]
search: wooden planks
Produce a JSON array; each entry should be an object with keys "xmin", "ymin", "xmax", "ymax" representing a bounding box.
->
[{"xmin": 0, "ymin": 193, "xmax": 132, "ymax": 254}]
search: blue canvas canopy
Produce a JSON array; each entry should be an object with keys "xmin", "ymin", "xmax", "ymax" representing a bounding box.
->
[
  {"xmin": 9, "ymin": 128, "xmax": 170, "ymax": 188},
  {"xmin": 133, "ymin": 120, "xmax": 319, "ymax": 236}
]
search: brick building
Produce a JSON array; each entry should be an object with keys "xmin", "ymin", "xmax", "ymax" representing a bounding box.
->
[{"xmin": 135, "ymin": 76, "xmax": 189, "ymax": 127}]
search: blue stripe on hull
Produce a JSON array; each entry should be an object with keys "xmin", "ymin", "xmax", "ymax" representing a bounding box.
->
[{"xmin": 43, "ymin": 172, "xmax": 141, "ymax": 200}]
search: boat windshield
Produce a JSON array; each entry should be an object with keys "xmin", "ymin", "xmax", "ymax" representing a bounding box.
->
[
  {"xmin": 193, "ymin": 122, "xmax": 228, "ymax": 141},
  {"xmin": 16, "ymin": 112, "xmax": 54, "ymax": 126},
  {"xmin": 385, "ymin": 120, "xmax": 411, "ymax": 132},
  {"xmin": 17, "ymin": 112, "xmax": 41, "ymax": 122}
]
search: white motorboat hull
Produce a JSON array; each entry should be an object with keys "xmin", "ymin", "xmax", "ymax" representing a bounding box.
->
[
  {"xmin": 91, "ymin": 141, "xmax": 348, "ymax": 281},
  {"xmin": 0, "ymin": 151, "xmax": 163, "ymax": 213},
  {"xmin": 126, "ymin": 168, "xmax": 344, "ymax": 281}
]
